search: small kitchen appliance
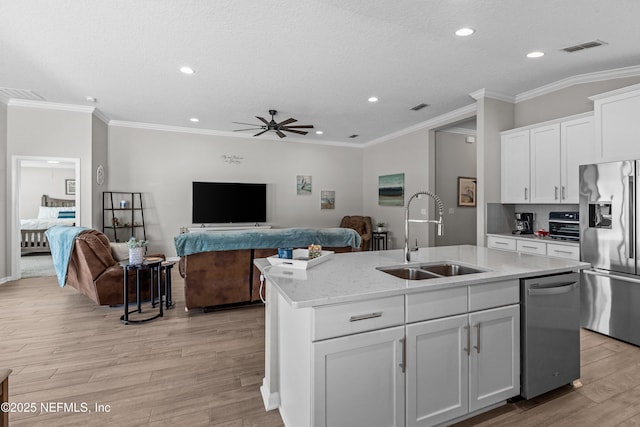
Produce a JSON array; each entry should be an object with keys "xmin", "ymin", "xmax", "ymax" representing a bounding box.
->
[
  {"xmin": 549, "ymin": 212, "xmax": 580, "ymax": 241},
  {"xmin": 512, "ymin": 212, "xmax": 533, "ymax": 235}
]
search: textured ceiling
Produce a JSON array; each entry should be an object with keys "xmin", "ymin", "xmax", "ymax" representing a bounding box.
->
[{"xmin": 1, "ymin": 0, "xmax": 639, "ymax": 145}]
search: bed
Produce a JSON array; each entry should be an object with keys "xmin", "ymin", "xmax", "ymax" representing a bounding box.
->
[{"xmin": 20, "ymin": 194, "xmax": 76, "ymax": 255}]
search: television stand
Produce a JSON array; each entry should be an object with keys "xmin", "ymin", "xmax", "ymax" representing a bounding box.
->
[{"xmin": 187, "ymin": 224, "xmax": 272, "ymax": 233}]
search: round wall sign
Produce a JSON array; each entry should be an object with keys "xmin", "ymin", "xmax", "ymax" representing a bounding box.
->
[{"xmin": 96, "ymin": 164, "xmax": 105, "ymax": 185}]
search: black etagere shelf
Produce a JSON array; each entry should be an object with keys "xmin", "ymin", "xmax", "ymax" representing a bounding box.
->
[{"xmin": 102, "ymin": 191, "xmax": 147, "ymax": 242}]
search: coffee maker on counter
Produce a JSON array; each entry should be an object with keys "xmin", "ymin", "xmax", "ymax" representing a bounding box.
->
[{"xmin": 512, "ymin": 212, "xmax": 534, "ymax": 235}]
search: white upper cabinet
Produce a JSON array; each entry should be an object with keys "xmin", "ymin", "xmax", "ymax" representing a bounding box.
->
[
  {"xmin": 591, "ymin": 83, "xmax": 640, "ymax": 162},
  {"xmin": 501, "ymin": 130, "xmax": 530, "ymax": 203},
  {"xmin": 530, "ymin": 124, "xmax": 561, "ymax": 203},
  {"xmin": 501, "ymin": 113, "xmax": 595, "ymax": 204},
  {"xmin": 561, "ymin": 116, "xmax": 595, "ymax": 203}
]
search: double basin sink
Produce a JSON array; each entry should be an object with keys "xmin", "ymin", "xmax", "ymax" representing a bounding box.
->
[{"xmin": 377, "ymin": 262, "xmax": 488, "ymax": 280}]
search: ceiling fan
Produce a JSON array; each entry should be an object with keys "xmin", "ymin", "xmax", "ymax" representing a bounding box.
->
[{"xmin": 233, "ymin": 109, "xmax": 314, "ymax": 138}]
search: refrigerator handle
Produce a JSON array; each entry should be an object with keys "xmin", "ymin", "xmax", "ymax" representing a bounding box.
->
[{"xmin": 629, "ymin": 175, "xmax": 635, "ymax": 260}]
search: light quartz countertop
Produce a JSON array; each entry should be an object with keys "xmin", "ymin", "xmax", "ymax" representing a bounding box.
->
[{"xmin": 254, "ymin": 245, "xmax": 589, "ymax": 309}]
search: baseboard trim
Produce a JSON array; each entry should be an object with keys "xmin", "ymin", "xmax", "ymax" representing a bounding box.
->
[
  {"xmin": 260, "ymin": 377, "xmax": 280, "ymax": 411},
  {"xmin": 0, "ymin": 276, "xmax": 10, "ymax": 285}
]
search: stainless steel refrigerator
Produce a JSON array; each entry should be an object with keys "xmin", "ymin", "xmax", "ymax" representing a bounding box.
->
[{"xmin": 580, "ymin": 160, "xmax": 640, "ymax": 346}]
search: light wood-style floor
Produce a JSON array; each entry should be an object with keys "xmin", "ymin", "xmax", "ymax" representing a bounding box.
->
[{"xmin": 2, "ymin": 272, "xmax": 640, "ymax": 426}]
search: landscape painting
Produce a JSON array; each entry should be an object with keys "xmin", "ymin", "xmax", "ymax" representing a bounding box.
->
[
  {"xmin": 378, "ymin": 173, "xmax": 404, "ymax": 206},
  {"xmin": 297, "ymin": 175, "xmax": 312, "ymax": 195}
]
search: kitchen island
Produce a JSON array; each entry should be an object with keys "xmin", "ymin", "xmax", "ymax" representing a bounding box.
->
[{"xmin": 255, "ymin": 245, "xmax": 589, "ymax": 427}]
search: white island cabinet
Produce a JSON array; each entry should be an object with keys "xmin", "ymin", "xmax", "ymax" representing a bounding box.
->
[{"xmin": 257, "ymin": 246, "xmax": 588, "ymax": 427}]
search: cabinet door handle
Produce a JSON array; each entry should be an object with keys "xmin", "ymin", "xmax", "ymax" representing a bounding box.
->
[
  {"xmin": 554, "ymin": 186, "xmax": 559, "ymax": 200},
  {"xmin": 464, "ymin": 324, "xmax": 470, "ymax": 355},
  {"xmin": 349, "ymin": 312, "xmax": 382, "ymax": 322},
  {"xmin": 399, "ymin": 338, "xmax": 406, "ymax": 373},
  {"xmin": 562, "ymin": 186, "xmax": 566, "ymax": 200},
  {"xmin": 474, "ymin": 323, "xmax": 481, "ymax": 353},
  {"xmin": 524, "ymin": 188, "xmax": 528, "ymax": 200}
]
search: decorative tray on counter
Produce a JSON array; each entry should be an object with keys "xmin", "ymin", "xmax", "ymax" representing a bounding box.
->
[{"xmin": 267, "ymin": 249, "xmax": 334, "ymax": 270}]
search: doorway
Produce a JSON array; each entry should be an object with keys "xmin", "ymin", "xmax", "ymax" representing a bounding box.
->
[
  {"xmin": 434, "ymin": 123, "xmax": 477, "ymax": 246},
  {"xmin": 11, "ymin": 156, "xmax": 80, "ymax": 280}
]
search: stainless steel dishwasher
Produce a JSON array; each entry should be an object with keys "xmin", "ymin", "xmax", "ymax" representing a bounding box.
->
[{"xmin": 521, "ymin": 272, "xmax": 580, "ymax": 399}]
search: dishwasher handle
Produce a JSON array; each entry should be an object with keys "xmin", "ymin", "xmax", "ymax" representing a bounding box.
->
[{"xmin": 528, "ymin": 281, "xmax": 578, "ymax": 296}]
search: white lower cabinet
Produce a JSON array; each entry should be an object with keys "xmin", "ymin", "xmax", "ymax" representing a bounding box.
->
[
  {"xmin": 312, "ymin": 326, "xmax": 405, "ymax": 427},
  {"xmin": 405, "ymin": 305, "xmax": 520, "ymax": 427}
]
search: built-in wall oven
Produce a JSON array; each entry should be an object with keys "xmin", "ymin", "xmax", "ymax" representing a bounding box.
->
[{"xmin": 549, "ymin": 212, "xmax": 580, "ymax": 241}]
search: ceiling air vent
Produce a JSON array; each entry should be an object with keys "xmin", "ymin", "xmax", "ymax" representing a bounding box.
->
[
  {"xmin": 349, "ymin": 134, "xmax": 359, "ymax": 138},
  {"xmin": 561, "ymin": 40, "xmax": 607, "ymax": 53},
  {"xmin": 410, "ymin": 103, "xmax": 430, "ymax": 111},
  {"xmin": 0, "ymin": 87, "xmax": 45, "ymax": 102}
]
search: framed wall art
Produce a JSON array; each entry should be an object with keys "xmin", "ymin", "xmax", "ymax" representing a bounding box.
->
[
  {"xmin": 378, "ymin": 173, "xmax": 404, "ymax": 206},
  {"xmin": 320, "ymin": 190, "xmax": 335, "ymax": 210},
  {"xmin": 457, "ymin": 177, "xmax": 476, "ymax": 207},
  {"xmin": 65, "ymin": 179, "xmax": 76, "ymax": 195},
  {"xmin": 297, "ymin": 175, "xmax": 312, "ymax": 195}
]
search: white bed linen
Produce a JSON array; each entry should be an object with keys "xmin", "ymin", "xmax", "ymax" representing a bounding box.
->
[{"xmin": 20, "ymin": 218, "xmax": 75, "ymax": 229}]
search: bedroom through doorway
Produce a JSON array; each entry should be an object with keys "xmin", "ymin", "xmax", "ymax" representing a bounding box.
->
[{"xmin": 13, "ymin": 156, "xmax": 80, "ymax": 280}]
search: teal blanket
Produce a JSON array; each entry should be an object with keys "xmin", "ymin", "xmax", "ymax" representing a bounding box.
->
[
  {"xmin": 174, "ymin": 227, "xmax": 361, "ymax": 256},
  {"xmin": 45, "ymin": 225, "xmax": 89, "ymax": 287}
]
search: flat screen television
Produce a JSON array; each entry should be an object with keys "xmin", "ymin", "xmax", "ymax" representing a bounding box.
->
[{"xmin": 192, "ymin": 182, "xmax": 267, "ymax": 224}]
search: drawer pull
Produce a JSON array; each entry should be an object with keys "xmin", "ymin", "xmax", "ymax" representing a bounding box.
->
[
  {"xmin": 553, "ymin": 250, "xmax": 573, "ymax": 254},
  {"xmin": 521, "ymin": 245, "xmax": 539, "ymax": 250},
  {"xmin": 495, "ymin": 242, "xmax": 509, "ymax": 245},
  {"xmin": 349, "ymin": 312, "xmax": 383, "ymax": 322}
]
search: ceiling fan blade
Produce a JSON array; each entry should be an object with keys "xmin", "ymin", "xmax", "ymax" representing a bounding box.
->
[
  {"xmin": 256, "ymin": 116, "xmax": 270, "ymax": 126},
  {"xmin": 232, "ymin": 121, "xmax": 262, "ymax": 126},
  {"xmin": 283, "ymin": 129, "xmax": 308, "ymax": 135},
  {"xmin": 254, "ymin": 129, "xmax": 269, "ymax": 137},
  {"xmin": 234, "ymin": 127, "xmax": 265, "ymax": 132},
  {"xmin": 275, "ymin": 130, "xmax": 287, "ymax": 138},
  {"xmin": 278, "ymin": 118, "xmax": 297, "ymax": 126},
  {"xmin": 283, "ymin": 124, "xmax": 314, "ymax": 129}
]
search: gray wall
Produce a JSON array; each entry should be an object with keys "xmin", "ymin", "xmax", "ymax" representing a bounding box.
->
[
  {"xmin": 515, "ymin": 75, "xmax": 640, "ymax": 127},
  {"xmin": 434, "ymin": 131, "xmax": 476, "ymax": 246},
  {"xmin": 0, "ymin": 101, "xmax": 7, "ymax": 283},
  {"xmin": 91, "ymin": 115, "xmax": 108, "ymax": 228},
  {"xmin": 20, "ymin": 166, "xmax": 75, "ymax": 217},
  {"xmin": 363, "ymin": 129, "xmax": 429, "ymax": 249},
  {"xmin": 107, "ymin": 125, "xmax": 363, "ymax": 256}
]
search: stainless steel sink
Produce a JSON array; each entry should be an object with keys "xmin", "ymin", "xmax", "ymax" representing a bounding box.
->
[{"xmin": 377, "ymin": 262, "xmax": 488, "ymax": 280}]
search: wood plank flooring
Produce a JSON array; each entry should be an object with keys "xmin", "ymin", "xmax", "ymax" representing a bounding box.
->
[{"xmin": 1, "ymin": 272, "xmax": 640, "ymax": 426}]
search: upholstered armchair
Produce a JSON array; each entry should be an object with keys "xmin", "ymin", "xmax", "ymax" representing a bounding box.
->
[{"xmin": 339, "ymin": 215, "xmax": 373, "ymax": 251}]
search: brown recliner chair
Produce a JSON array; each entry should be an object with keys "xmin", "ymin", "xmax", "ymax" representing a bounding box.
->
[
  {"xmin": 66, "ymin": 229, "xmax": 164, "ymax": 306},
  {"xmin": 339, "ymin": 215, "xmax": 372, "ymax": 251}
]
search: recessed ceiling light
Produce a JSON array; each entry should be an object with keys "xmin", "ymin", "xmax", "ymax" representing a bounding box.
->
[
  {"xmin": 85, "ymin": 96, "xmax": 97, "ymax": 102},
  {"xmin": 180, "ymin": 66, "xmax": 195, "ymax": 74},
  {"xmin": 526, "ymin": 51, "xmax": 545, "ymax": 58},
  {"xmin": 189, "ymin": 117, "xmax": 199, "ymax": 122},
  {"xmin": 455, "ymin": 28, "xmax": 475, "ymax": 37},
  {"xmin": 47, "ymin": 160, "xmax": 60, "ymax": 164},
  {"xmin": 315, "ymin": 130, "xmax": 324, "ymax": 135},
  {"xmin": 368, "ymin": 97, "xmax": 379, "ymax": 103}
]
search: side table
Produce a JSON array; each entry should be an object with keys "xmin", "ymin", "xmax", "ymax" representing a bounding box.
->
[
  {"xmin": 160, "ymin": 256, "xmax": 179, "ymax": 309},
  {"xmin": 372, "ymin": 231, "xmax": 388, "ymax": 250},
  {"xmin": 120, "ymin": 257, "xmax": 163, "ymax": 324}
]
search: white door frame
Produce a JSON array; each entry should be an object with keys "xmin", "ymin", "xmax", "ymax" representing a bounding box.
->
[{"xmin": 10, "ymin": 155, "xmax": 80, "ymax": 280}]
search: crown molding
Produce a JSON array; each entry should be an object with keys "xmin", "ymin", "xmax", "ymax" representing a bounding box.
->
[
  {"xmin": 92, "ymin": 108, "xmax": 110, "ymax": 125},
  {"xmin": 0, "ymin": 93, "xmax": 10, "ymax": 105},
  {"xmin": 469, "ymin": 89, "xmax": 515, "ymax": 103},
  {"xmin": 516, "ymin": 64, "xmax": 640, "ymax": 103},
  {"xmin": 109, "ymin": 120, "xmax": 361, "ymax": 148},
  {"xmin": 364, "ymin": 103, "xmax": 477, "ymax": 147},
  {"xmin": 588, "ymin": 81, "xmax": 640, "ymax": 101},
  {"xmin": 7, "ymin": 98, "xmax": 95, "ymax": 114}
]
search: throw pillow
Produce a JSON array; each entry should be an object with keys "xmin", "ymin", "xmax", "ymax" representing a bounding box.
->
[{"xmin": 110, "ymin": 242, "xmax": 129, "ymax": 261}]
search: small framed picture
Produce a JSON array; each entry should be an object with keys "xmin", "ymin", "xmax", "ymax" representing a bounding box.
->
[
  {"xmin": 65, "ymin": 179, "xmax": 76, "ymax": 195},
  {"xmin": 321, "ymin": 190, "xmax": 335, "ymax": 210},
  {"xmin": 458, "ymin": 177, "xmax": 476, "ymax": 207}
]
